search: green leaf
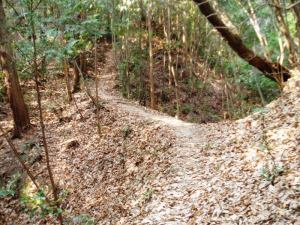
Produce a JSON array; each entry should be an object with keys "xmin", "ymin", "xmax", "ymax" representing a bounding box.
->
[
  {"xmin": 72, "ymin": 214, "xmax": 95, "ymax": 225},
  {"xmin": 0, "ymin": 188, "xmax": 15, "ymax": 197}
]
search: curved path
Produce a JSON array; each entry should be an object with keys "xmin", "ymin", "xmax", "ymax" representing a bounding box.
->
[
  {"xmin": 97, "ymin": 50, "xmax": 234, "ymax": 224},
  {"xmin": 94, "ymin": 49, "xmax": 298, "ymax": 225}
]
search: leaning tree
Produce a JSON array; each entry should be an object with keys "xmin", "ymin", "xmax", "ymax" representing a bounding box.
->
[{"xmin": 193, "ymin": 0, "xmax": 299, "ymax": 85}]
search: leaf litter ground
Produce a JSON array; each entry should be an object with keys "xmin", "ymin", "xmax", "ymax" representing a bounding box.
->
[{"xmin": 0, "ymin": 46, "xmax": 299, "ymax": 224}]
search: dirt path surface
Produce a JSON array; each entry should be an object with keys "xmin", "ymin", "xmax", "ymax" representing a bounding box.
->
[
  {"xmin": 95, "ymin": 50, "xmax": 232, "ymax": 224},
  {"xmin": 1, "ymin": 48, "xmax": 299, "ymax": 225},
  {"xmin": 96, "ymin": 50, "xmax": 299, "ymax": 225}
]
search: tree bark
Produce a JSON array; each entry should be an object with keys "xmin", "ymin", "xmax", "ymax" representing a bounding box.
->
[
  {"xmin": 193, "ymin": 0, "xmax": 291, "ymax": 84},
  {"xmin": 270, "ymin": 0, "xmax": 298, "ymax": 65},
  {"xmin": 291, "ymin": 0, "xmax": 300, "ymax": 50},
  {"xmin": 148, "ymin": 6, "xmax": 155, "ymax": 109},
  {"xmin": 238, "ymin": 0, "xmax": 270, "ymax": 59},
  {"xmin": 166, "ymin": 3, "xmax": 173, "ymax": 88},
  {"xmin": 72, "ymin": 56, "xmax": 81, "ymax": 93},
  {"xmin": 0, "ymin": 0, "xmax": 30, "ymax": 137},
  {"xmin": 138, "ymin": 0, "xmax": 146, "ymax": 106}
]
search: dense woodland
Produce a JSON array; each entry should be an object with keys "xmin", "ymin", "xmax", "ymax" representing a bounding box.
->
[{"xmin": 0, "ymin": 0, "xmax": 299, "ymax": 224}]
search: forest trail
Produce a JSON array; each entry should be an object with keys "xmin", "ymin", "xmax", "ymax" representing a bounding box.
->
[
  {"xmin": 98, "ymin": 49, "xmax": 202, "ymax": 139},
  {"xmin": 94, "ymin": 49, "xmax": 299, "ymax": 224},
  {"xmin": 0, "ymin": 47, "xmax": 298, "ymax": 225},
  {"xmin": 97, "ymin": 49, "xmax": 235, "ymax": 224},
  {"xmin": 1, "ymin": 0, "xmax": 299, "ymax": 222}
]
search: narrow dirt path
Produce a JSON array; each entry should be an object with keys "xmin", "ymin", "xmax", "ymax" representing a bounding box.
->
[
  {"xmin": 0, "ymin": 47, "xmax": 298, "ymax": 225},
  {"xmin": 98, "ymin": 49, "xmax": 202, "ymax": 139},
  {"xmin": 96, "ymin": 49, "xmax": 300, "ymax": 225},
  {"xmin": 97, "ymin": 50, "xmax": 235, "ymax": 224}
]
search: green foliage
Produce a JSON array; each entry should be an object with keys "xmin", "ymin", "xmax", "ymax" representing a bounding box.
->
[
  {"xmin": 260, "ymin": 164, "xmax": 284, "ymax": 182},
  {"xmin": 20, "ymin": 139, "xmax": 37, "ymax": 150},
  {"xmin": 238, "ymin": 73, "xmax": 280, "ymax": 103},
  {"xmin": 122, "ymin": 125, "xmax": 132, "ymax": 139},
  {"xmin": 117, "ymin": 42, "xmax": 147, "ymax": 98},
  {"xmin": 186, "ymin": 76, "xmax": 204, "ymax": 90},
  {"xmin": 6, "ymin": 0, "xmax": 111, "ymax": 81},
  {"xmin": 20, "ymin": 183, "xmax": 66, "ymax": 219},
  {"xmin": 0, "ymin": 172, "xmax": 22, "ymax": 198},
  {"xmin": 181, "ymin": 103, "xmax": 193, "ymax": 115},
  {"xmin": 252, "ymin": 107, "xmax": 269, "ymax": 114},
  {"xmin": 286, "ymin": 12, "xmax": 297, "ymax": 36},
  {"xmin": 72, "ymin": 215, "xmax": 95, "ymax": 225},
  {"xmin": 2, "ymin": 0, "xmax": 294, "ymax": 124},
  {"xmin": 143, "ymin": 188, "xmax": 154, "ymax": 201}
]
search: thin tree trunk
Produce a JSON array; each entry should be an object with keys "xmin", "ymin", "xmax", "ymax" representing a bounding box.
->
[
  {"xmin": 59, "ymin": 22, "xmax": 73, "ymax": 102},
  {"xmin": 167, "ymin": 3, "xmax": 172, "ymax": 88},
  {"xmin": 292, "ymin": 0, "xmax": 300, "ymax": 51},
  {"xmin": 182, "ymin": 10, "xmax": 189, "ymax": 75},
  {"xmin": 269, "ymin": 9, "xmax": 286, "ymax": 64},
  {"xmin": 29, "ymin": 5, "xmax": 61, "ymax": 223},
  {"xmin": 72, "ymin": 5, "xmax": 87, "ymax": 93},
  {"xmin": 139, "ymin": 0, "xmax": 146, "ymax": 105},
  {"xmin": 79, "ymin": 52, "xmax": 87, "ymax": 77},
  {"xmin": 0, "ymin": 0, "xmax": 30, "ymax": 137},
  {"xmin": 0, "ymin": 125, "xmax": 41, "ymax": 194},
  {"xmin": 270, "ymin": 0, "xmax": 298, "ymax": 65},
  {"xmin": 94, "ymin": 37, "xmax": 101, "ymax": 137},
  {"xmin": 63, "ymin": 60, "xmax": 72, "ymax": 101},
  {"xmin": 238, "ymin": 0, "xmax": 270, "ymax": 58},
  {"xmin": 72, "ymin": 56, "xmax": 81, "ymax": 93},
  {"xmin": 40, "ymin": 0, "xmax": 49, "ymax": 79},
  {"xmin": 111, "ymin": 0, "xmax": 117, "ymax": 63},
  {"xmin": 193, "ymin": 0, "xmax": 291, "ymax": 84},
  {"xmin": 174, "ymin": 13, "xmax": 180, "ymax": 118},
  {"xmin": 148, "ymin": 6, "xmax": 155, "ymax": 109},
  {"xmin": 125, "ymin": 27, "xmax": 130, "ymax": 98}
]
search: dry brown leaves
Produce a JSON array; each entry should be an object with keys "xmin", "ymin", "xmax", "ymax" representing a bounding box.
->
[{"xmin": 0, "ymin": 53, "xmax": 299, "ymax": 225}]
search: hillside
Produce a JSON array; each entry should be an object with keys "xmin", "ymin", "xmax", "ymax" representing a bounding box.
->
[
  {"xmin": 0, "ymin": 0, "xmax": 300, "ymax": 224},
  {"xmin": 1, "ymin": 49, "xmax": 299, "ymax": 224}
]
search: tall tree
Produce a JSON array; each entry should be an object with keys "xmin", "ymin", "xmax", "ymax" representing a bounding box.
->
[
  {"xmin": 147, "ymin": 5, "xmax": 155, "ymax": 109},
  {"xmin": 193, "ymin": 0, "xmax": 291, "ymax": 84},
  {"xmin": 237, "ymin": 0, "xmax": 270, "ymax": 59},
  {"xmin": 270, "ymin": 0, "xmax": 298, "ymax": 65},
  {"xmin": 0, "ymin": 0, "xmax": 30, "ymax": 137},
  {"xmin": 72, "ymin": 1, "xmax": 88, "ymax": 93},
  {"xmin": 291, "ymin": 0, "xmax": 300, "ymax": 57},
  {"xmin": 138, "ymin": 0, "xmax": 146, "ymax": 105}
]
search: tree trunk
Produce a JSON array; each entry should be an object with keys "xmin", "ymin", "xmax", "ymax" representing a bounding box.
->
[
  {"xmin": 72, "ymin": 6, "xmax": 88, "ymax": 93},
  {"xmin": 238, "ymin": 0, "xmax": 270, "ymax": 59},
  {"xmin": 138, "ymin": 0, "xmax": 146, "ymax": 106},
  {"xmin": 0, "ymin": 0, "xmax": 30, "ymax": 137},
  {"xmin": 72, "ymin": 56, "xmax": 81, "ymax": 93},
  {"xmin": 270, "ymin": 0, "xmax": 298, "ymax": 65},
  {"xmin": 59, "ymin": 19, "xmax": 73, "ymax": 102},
  {"xmin": 193, "ymin": 0, "xmax": 291, "ymax": 84},
  {"xmin": 166, "ymin": 3, "xmax": 173, "ymax": 88},
  {"xmin": 79, "ymin": 52, "xmax": 87, "ymax": 77},
  {"xmin": 174, "ymin": 13, "xmax": 180, "ymax": 118},
  {"xmin": 124, "ymin": 22, "xmax": 130, "ymax": 98},
  {"xmin": 292, "ymin": 0, "xmax": 300, "ymax": 51},
  {"xmin": 63, "ymin": 60, "xmax": 72, "ymax": 101},
  {"xmin": 148, "ymin": 6, "xmax": 155, "ymax": 109}
]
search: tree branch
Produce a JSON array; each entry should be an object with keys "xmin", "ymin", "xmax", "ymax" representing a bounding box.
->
[{"xmin": 193, "ymin": 0, "xmax": 291, "ymax": 84}]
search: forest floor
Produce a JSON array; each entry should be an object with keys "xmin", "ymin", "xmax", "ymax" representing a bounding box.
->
[{"xmin": 0, "ymin": 44, "xmax": 299, "ymax": 225}]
